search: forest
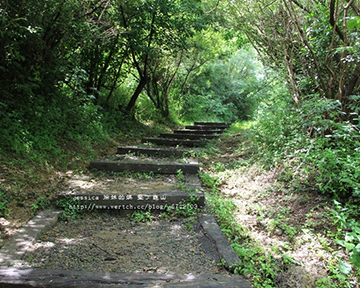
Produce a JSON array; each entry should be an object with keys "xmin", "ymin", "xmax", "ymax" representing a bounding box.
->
[{"xmin": 0, "ymin": 0, "xmax": 360, "ymax": 287}]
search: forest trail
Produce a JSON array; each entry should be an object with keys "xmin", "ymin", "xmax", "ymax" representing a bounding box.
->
[{"xmin": 0, "ymin": 122, "xmax": 252, "ymax": 287}]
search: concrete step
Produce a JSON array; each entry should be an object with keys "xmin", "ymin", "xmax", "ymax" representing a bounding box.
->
[
  {"xmin": 90, "ymin": 158, "xmax": 199, "ymax": 174},
  {"xmin": 116, "ymin": 146, "xmax": 192, "ymax": 157},
  {"xmin": 141, "ymin": 138, "xmax": 208, "ymax": 147},
  {"xmin": 0, "ymin": 209, "xmax": 251, "ymax": 287},
  {"xmin": 173, "ymin": 129, "xmax": 223, "ymax": 135},
  {"xmin": 0, "ymin": 210, "xmax": 63, "ymax": 267},
  {"xmin": 0, "ymin": 267, "xmax": 251, "ymax": 287},
  {"xmin": 159, "ymin": 133, "xmax": 219, "ymax": 140}
]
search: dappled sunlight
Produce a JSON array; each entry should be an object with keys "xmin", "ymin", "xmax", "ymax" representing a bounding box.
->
[
  {"xmin": 57, "ymin": 237, "xmax": 86, "ymax": 245},
  {"xmin": 199, "ymin": 125, "xmax": 360, "ymax": 286},
  {"xmin": 220, "ymin": 166, "xmax": 275, "ymax": 198},
  {"xmin": 17, "ymin": 213, "xmax": 222, "ymax": 276},
  {"xmin": 63, "ymin": 171, "xmax": 178, "ymax": 196},
  {"xmin": 227, "ymin": 165, "xmax": 334, "ymax": 281},
  {"xmin": 27, "ymin": 241, "xmax": 55, "ymax": 252}
]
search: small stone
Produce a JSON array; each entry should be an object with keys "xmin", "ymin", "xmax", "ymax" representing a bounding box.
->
[
  {"xmin": 274, "ymin": 229, "xmax": 283, "ymax": 236},
  {"xmin": 157, "ymin": 267, "xmax": 167, "ymax": 274}
]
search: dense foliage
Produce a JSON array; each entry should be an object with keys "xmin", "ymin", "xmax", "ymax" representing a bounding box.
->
[
  {"xmin": 222, "ymin": 0, "xmax": 360, "ymax": 200},
  {"xmin": 222, "ymin": 0, "xmax": 360, "ymax": 284},
  {"xmin": 1, "ymin": 0, "xmax": 360, "ymax": 286},
  {"xmin": 177, "ymin": 48, "xmax": 265, "ymax": 122},
  {"xmin": 0, "ymin": 0, "xmax": 259, "ymax": 156}
]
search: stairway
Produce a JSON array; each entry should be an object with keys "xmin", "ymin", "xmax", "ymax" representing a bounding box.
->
[
  {"xmin": 142, "ymin": 121, "xmax": 230, "ymax": 148},
  {"xmin": 0, "ymin": 122, "xmax": 252, "ymax": 288},
  {"xmin": 59, "ymin": 122, "xmax": 231, "ymax": 212}
]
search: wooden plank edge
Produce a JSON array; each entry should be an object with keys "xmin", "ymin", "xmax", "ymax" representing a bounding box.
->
[
  {"xmin": 0, "ymin": 267, "xmax": 252, "ymax": 287},
  {"xmin": 198, "ymin": 213, "xmax": 242, "ymax": 272},
  {"xmin": 0, "ymin": 210, "xmax": 63, "ymax": 267},
  {"xmin": 173, "ymin": 129, "xmax": 223, "ymax": 134},
  {"xmin": 194, "ymin": 121, "xmax": 231, "ymax": 127},
  {"xmin": 116, "ymin": 146, "xmax": 188, "ymax": 157},
  {"xmin": 89, "ymin": 161, "xmax": 199, "ymax": 174},
  {"xmin": 159, "ymin": 134, "xmax": 219, "ymax": 140},
  {"xmin": 141, "ymin": 138, "xmax": 208, "ymax": 147}
]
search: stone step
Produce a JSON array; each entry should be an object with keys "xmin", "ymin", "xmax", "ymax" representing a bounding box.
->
[
  {"xmin": 56, "ymin": 190, "xmax": 204, "ymax": 213},
  {"xmin": 141, "ymin": 138, "xmax": 208, "ymax": 147},
  {"xmin": 159, "ymin": 133, "xmax": 219, "ymax": 140},
  {"xmin": 0, "ymin": 210, "xmax": 63, "ymax": 267},
  {"xmin": 90, "ymin": 158, "xmax": 199, "ymax": 174},
  {"xmin": 173, "ymin": 129, "xmax": 223, "ymax": 135},
  {"xmin": 0, "ymin": 209, "xmax": 251, "ymax": 287},
  {"xmin": 194, "ymin": 121, "xmax": 231, "ymax": 127},
  {"xmin": 116, "ymin": 146, "xmax": 192, "ymax": 157},
  {"xmin": 185, "ymin": 125, "xmax": 228, "ymax": 130},
  {"xmin": 0, "ymin": 267, "xmax": 251, "ymax": 287}
]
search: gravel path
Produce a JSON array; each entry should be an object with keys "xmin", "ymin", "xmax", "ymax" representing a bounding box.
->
[{"xmin": 21, "ymin": 212, "xmax": 229, "ymax": 276}]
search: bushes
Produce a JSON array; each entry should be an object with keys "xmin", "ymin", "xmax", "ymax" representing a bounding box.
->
[
  {"xmin": 304, "ymin": 137, "xmax": 360, "ymax": 200},
  {"xmin": 178, "ymin": 48, "xmax": 264, "ymax": 123},
  {"xmin": 253, "ymin": 85, "xmax": 360, "ymax": 280},
  {"xmin": 1, "ymin": 96, "xmax": 103, "ymax": 155},
  {"xmin": 254, "ymin": 85, "xmax": 360, "ymax": 202},
  {"xmin": 254, "ymin": 83, "xmax": 304, "ymax": 158},
  {"xmin": 299, "ymin": 96, "xmax": 360, "ymax": 200}
]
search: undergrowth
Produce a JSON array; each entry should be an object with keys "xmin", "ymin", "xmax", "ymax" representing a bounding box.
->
[
  {"xmin": 203, "ymin": 171, "xmax": 295, "ymax": 287},
  {"xmin": 0, "ymin": 112, "xmax": 172, "ymax": 224},
  {"xmin": 199, "ymin": 117, "xmax": 360, "ymax": 287}
]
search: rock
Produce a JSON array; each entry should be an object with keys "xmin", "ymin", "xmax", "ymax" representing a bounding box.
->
[
  {"xmin": 274, "ymin": 228, "xmax": 283, "ymax": 236},
  {"xmin": 274, "ymin": 265, "xmax": 316, "ymax": 288}
]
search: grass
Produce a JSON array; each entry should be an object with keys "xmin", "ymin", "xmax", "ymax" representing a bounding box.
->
[
  {"xmin": 0, "ymin": 119, "xmax": 171, "ymax": 227},
  {"xmin": 198, "ymin": 121, "xmax": 360, "ymax": 287}
]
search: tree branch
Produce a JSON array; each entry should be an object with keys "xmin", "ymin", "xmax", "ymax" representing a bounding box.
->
[
  {"xmin": 329, "ymin": 0, "xmax": 345, "ymax": 42},
  {"xmin": 290, "ymin": 0, "xmax": 311, "ymax": 13},
  {"xmin": 206, "ymin": 0, "xmax": 220, "ymax": 14}
]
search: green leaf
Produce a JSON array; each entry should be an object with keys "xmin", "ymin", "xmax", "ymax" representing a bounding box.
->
[
  {"xmin": 338, "ymin": 261, "xmax": 352, "ymax": 275},
  {"xmin": 345, "ymin": 242, "xmax": 355, "ymax": 251},
  {"xmin": 350, "ymin": 249, "xmax": 360, "ymax": 268},
  {"xmin": 347, "ymin": 16, "xmax": 360, "ymax": 31}
]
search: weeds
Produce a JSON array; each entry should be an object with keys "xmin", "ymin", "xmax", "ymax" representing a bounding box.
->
[
  {"xmin": 176, "ymin": 169, "xmax": 186, "ymax": 190},
  {"xmin": 31, "ymin": 196, "xmax": 51, "ymax": 214},
  {"xmin": 128, "ymin": 210, "xmax": 154, "ymax": 223},
  {"xmin": 55, "ymin": 196, "xmax": 90, "ymax": 221},
  {"xmin": 204, "ymin": 177, "xmax": 295, "ymax": 287},
  {"xmin": 198, "ymin": 171, "xmax": 220, "ymax": 191},
  {"xmin": 200, "ymin": 120, "xmax": 360, "ymax": 287},
  {"xmin": 330, "ymin": 200, "xmax": 360, "ymax": 271},
  {"xmin": 0, "ymin": 185, "xmax": 10, "ymax": 217},
  {"xmin": 174, "ymin": 193, "xmax": 200, "ymax": 218}
]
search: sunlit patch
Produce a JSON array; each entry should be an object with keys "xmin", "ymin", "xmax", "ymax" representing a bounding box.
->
[
  {"xmin": 28, "ymin": 241, "xmax": 55, "ymax": 252},
  {"xmin": 57, "ymin": 237, "xmax": 86, "ymax": 245}
]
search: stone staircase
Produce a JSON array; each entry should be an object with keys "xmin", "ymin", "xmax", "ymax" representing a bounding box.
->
[
  {"xmin": 0, "ymin": 122, "xmax": 252, "ymax": 288},
  {"xmin": 71, "ymin": 121, "xmax": 231, "ymax": 212}
]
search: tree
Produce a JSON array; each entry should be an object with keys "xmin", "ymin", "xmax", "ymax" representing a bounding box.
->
[
  {"xmin": 179, "ymin": 48, "xmax": 264, "ymax": 122},
  {"xmin": 227, "ymin": 0, "xmax": 360, "ymax": 116},
  {"xmin": 116, "ymin": 0, "xmax": 207, "ymax": 114},
  {"xmin": 0, "ymin": 0, "xmax": 111, "ymax": 109}
]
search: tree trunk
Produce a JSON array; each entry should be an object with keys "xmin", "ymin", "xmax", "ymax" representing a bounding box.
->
[{"xmin": 126, "ymin": 75, "xmax": 149, "ymax": 112}]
